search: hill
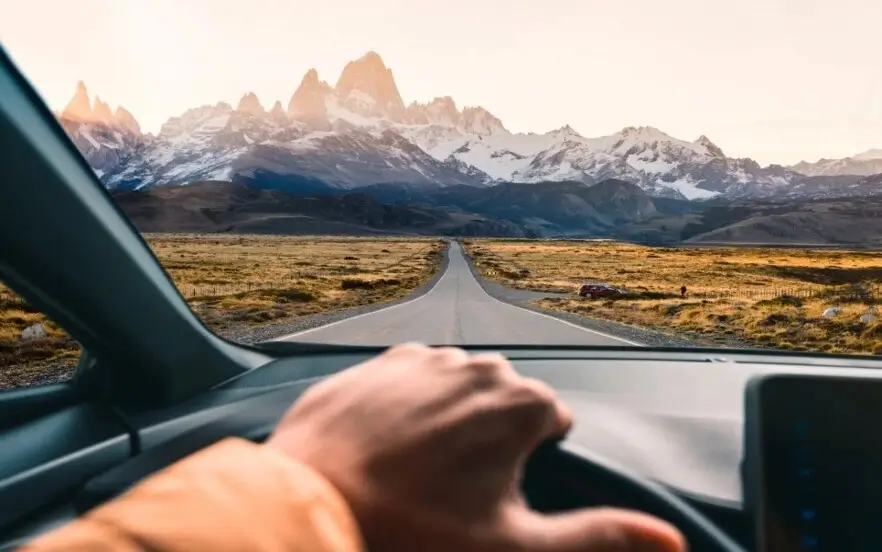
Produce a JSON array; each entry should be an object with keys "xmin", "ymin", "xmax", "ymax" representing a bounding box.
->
[{"xmin": 110, "ymin": 181, "xmax": 530, "ymax": 237}]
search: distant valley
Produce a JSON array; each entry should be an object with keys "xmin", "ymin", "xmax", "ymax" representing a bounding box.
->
[{"xmin": 109, "ymin": 176, "xmax": 882, "ymax": 247}]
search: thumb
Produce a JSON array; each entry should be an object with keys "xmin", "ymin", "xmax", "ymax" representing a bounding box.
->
[{"xmin": 514, "ymin": 507, "xmax": 686, "ymax": 552}]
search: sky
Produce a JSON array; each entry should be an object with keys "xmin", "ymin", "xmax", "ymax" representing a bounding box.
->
[{"xmin": 1, "ymin": 0, "xmax": 880, "ymax": 166}]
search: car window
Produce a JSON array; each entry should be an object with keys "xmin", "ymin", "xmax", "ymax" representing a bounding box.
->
[
  {"xmin": 3, "ymin": 2, "xmax": 882, "ymax": 367},
  {"xmin": 0, "ymin": 281, "xmax": 80, "ymax": 391}
]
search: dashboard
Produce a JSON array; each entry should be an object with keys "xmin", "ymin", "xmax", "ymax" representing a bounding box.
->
[{"xmin": 4, "ymin": 346, "xmax": 882, "ymax": 551}]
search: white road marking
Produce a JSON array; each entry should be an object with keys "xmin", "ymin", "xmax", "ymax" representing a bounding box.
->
[{"xmin": 273, "ymin": 243, "xmax": 643, "ymax": 346}]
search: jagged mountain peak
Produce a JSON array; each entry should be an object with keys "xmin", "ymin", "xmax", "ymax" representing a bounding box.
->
[
  {"xmin": 269, "ymin": 100, "xmax": 286, "ymax": 117},
  {"xmin": 617, "ymin": 125, "xmax": 671, "ymax": 140},
  {"xmin": 789, "ymin": 147, "xmax": 882, "ymax": 177},
  {"xmin": 358, "ymin": 50, "xmax": 385, "ymax": 64},
  {"xmin": 695, "ymin": 134, "xmax": 725, "ymax": 157},
  {"xmin": 551, "ymin": 124, "xmax": 579, "ymax": 136},
  {"xmin": 300, "ymin": 67, "xmax": 319, "ymax": 84},
  {"xmin": 335, "ymin": 50, "xmax": 405, "ymax": 121},
  {"xmin": 114, "ymin": 106, "xmax": 141, "ymax": 134},
  {"xmin": 61, "ymin": 80, "xmax": 93, "ymax": 121},
  {"xmin": 431, "ymin": 95, "xmax": 456, "ymax": 107},
  {"xmin": 59, "ymin": 81, "xmax": 143, "ymax": 137},
  {"xmin": 237, "ymin": 91, "xmax": 265, "ymax": 115},
  {"xmin": 92, "ymin": 96, "xmax": 114, "ymax": 124},
  {"xmin": 460, "ymin": 106, "xmax": 507, "ymax": 136},
  {"xmin": 288, "ymin": 68, "xmax": 332, "ymax": 127}
]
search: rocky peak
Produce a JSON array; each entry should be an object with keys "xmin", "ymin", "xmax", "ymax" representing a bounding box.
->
[
  {"xmin": 695, "ymin": 134, "xmax": 725, "ymax": 157},
  {"xmin": 236, "ymin": 92, "xmax": 265, "ymax": 115},
  {"xmin": 58, "ymin": 81, "xmax": 143, "ymax": 136},
  {"xmin": 619, "ymin": 125, "xmax": 667, "ymax": 138},
  {"xmin": 426, "ymin": 96, "xmax": 459, "ymax": 124},
  {"xmin": 460, "ymin": 106, "xmax": 506, "ymax": 136},
  {"xmin": 61, "ymin": 80, "xmax": 93, "ymax": 121},
  {"xmin": 269, "ymin": 100, "xmax": 287, "ymax": 120},
  {"xmin": 92, "ymin": 96, "xmax": 115, "ymax": 124},
  {"xmin": 158, "ymin": 102, "xmax": 233, "ymax": 139},
  {"xmin": 114, "ymin": 106, "xmax": 141, "ymax": 135},
  {"xmin": 549, "ymin": 124, "xmax": 580, "ymax": 140},
  {"xmin": 335, "ymin": 51, "xmax": 405, "ymax": 121},
  {"xmin": 288, "ymin": 68, "xmax": 332, "ymax": 128}
]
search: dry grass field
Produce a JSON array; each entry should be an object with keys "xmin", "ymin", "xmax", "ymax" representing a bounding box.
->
[
  {"xmin": 463, "ymin": 239, "xmax": 882, "ymax": 354},
  {"xmin": 1, "ymin": 234, "xmax": 444, "ymax": 390}
]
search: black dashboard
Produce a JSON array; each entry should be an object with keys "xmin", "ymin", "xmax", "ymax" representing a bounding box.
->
[{"xmin": 4, "ymin": 346, "xmax": 882, "ymax": 551}]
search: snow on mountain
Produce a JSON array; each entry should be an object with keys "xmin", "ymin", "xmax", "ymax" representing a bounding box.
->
[
  {"xmin": 56, "ymin": 51, "xmax": 872, "ymax": 200},
  {"xmin": 790, "ymin": 148, "xmax": 882, "ymax": 177},
  {"xmin": 57, "ymin": 82, "xmax": 149, "ymax": 179}
]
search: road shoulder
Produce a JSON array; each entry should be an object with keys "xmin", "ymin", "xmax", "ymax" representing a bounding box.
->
[
  {"xmin": 459, "ymin": 242, "xmax": 712, "ymax": 348},
  {"xmin": 225, "ymin": 241, "xmax": 452, "ymax": 344}
]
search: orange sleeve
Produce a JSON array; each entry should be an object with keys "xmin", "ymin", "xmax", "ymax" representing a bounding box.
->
[{"xmin": 20, "ymin": 438, "xmax": 365, "ymax": 552}]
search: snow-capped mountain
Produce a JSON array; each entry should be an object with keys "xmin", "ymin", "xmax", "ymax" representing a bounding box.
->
[
  {"xmin": 57, "ymin": 81, "xmax": 149, "ymax": 180},
  {"xmin": 56, "ymin": 51, "xmax": 873, "ymax": 201},
  {"xmin": 788, "ymin": 149, "xmax": 882, "ymax": 177}
]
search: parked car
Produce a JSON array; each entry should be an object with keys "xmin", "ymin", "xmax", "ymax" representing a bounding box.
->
[{"xmin": 578, "ymin": 283, "xmax": 627, "ymax": 299}]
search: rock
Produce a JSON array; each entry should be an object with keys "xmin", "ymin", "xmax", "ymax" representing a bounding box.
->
[
  {"xmin": 861, "ymin": 313, "xmax": 878, "ymax": 324},
  {"xmin": 822, "ymin": 306, "xmax": 841, "ymax": 318},
  {"xmin": 21, "ymin": 323, "xmax": 47, "ymax": 341},
  {"xmin": 236, "ymin": 92, "xmax": 266, "ymax": 116},
  {"xmin": 92, "ymin": 96, "xmax": 115, "ymax": 124},
  {"xmin": 61, "ymin": 81, "xmax": 92, "ymax": 121},
  {"xmin": 114, "ymin": 106, "xmax": 141, "ymax": 134},
  {"xmin": 287, "ymin": 68, "xmax": 333, "ymax": 129}
]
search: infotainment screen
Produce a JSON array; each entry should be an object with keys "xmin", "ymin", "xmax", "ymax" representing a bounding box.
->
[{"xmin": 745, "ymin": 374, "xmax": 882, "ymax": 552}]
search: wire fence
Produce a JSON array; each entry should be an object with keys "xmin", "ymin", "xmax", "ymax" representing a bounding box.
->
[
  {"xmin": 687, "ymin": 285, "xmax": 881, "ymax": 302},
  {"xmin": 471, "ymin": 251, "xmax": 882, "ymax": 303}
]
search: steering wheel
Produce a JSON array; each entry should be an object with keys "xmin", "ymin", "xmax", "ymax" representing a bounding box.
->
[{"xmin": 75, "ymin": 381, "xmax": 747, "ymax": 552}]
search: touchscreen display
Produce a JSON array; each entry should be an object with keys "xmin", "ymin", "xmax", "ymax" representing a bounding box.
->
[{"xmin": 756, "ymin": 375, "xmax": 882, "ymax": 552}]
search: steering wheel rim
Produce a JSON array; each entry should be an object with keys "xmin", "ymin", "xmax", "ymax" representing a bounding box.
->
[
  {"xmin": 527, "ymin": 440, "xmax": 747, "ymax": 552},
  {"xmin": 76, "ymin": 381, "xmax": 747, "ymax": 552}
]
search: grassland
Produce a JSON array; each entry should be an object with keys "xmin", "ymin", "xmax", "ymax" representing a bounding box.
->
[
  {"xmin": 463, "ymin": 239, "xmax": 882, "ymax": 355},
  {"xmin": 0, "ymin": 234, "xmax": 444, "ymax": 390}
]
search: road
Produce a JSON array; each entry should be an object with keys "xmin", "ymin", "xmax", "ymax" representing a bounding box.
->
[{"xmin": 279, "ymin": 242, "xmax": 638, "ymax": 346}]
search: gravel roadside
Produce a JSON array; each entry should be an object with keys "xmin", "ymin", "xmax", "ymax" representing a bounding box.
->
[
  {"xmin": 220, "ymin": 243, "xmax": 451, "ymax": 345},
  {"xmin": 459, "ymin": 243, "xmax": 740, "ymax": 349},
  {"xmin": 221, "ymin": 240, "xmax": 756, "ymax": 350}
]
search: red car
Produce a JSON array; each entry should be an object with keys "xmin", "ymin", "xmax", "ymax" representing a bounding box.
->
[{"xmin": 578, "ymin": 283, "xmax": 626, "ymax": 299}]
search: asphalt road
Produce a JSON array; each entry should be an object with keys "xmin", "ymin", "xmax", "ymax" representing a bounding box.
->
[{"xmin": 280, "ymin": 242, "xmax": 639, "ymax": 346}]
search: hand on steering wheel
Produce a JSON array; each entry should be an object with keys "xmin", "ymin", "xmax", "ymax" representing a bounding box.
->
[{"xmin": 266, "ymin": 343, "xmax": 686, "ymax": 552}]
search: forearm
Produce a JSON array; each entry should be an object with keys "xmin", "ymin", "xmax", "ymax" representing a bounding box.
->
[{"xmin": 21, "ymin": 438, "xmax": 364, "ymax": 552}]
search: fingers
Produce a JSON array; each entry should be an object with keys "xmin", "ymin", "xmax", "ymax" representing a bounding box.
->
[
  {"xmin": 519, "ymin": 377, "xmax": 573, "ymax": 440},
  {"xmin": 461, "ymin": 350, "xmax": 573, "ymax": 442},
  {"xmin": 514, "ymin": 508, "xmax": 686, "ymax": 552},
  {"xmin": 385, "ymin": 344, "xmax": 572, "ymax": 443}
]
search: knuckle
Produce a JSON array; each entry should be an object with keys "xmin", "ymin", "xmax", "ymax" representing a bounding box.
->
[
  {"xmin": 518, "ymin": 377, "xmax": 557, "ymax": 404},
  {"xmin": 433, "ymin": 346, "xmax": 469, "ymax": 364},
  {"xmin": 468, "ymin": 352, "xmax": 511, "ymax": 374},
  {"xmin": 389, "ymin": 342, "xmax": 427, "ymax": 355}
]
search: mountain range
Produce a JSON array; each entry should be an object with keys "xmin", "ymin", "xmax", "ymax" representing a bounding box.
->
[{"xmin": 57, "ymin": 51, "xmax": 882, "ymax": 203}]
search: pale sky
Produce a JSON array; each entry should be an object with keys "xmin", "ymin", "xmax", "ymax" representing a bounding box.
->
[{"xmin": 1, "ymin": 0, "xmax": 880, "ymax": 166}]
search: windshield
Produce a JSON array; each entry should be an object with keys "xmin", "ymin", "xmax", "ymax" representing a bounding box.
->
[{"xmin": 3, "ymin": 1, "xmax": 882, "ymax": 388}]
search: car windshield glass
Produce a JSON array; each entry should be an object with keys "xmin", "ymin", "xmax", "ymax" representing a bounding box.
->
[{"xmin": 3, "ymin": 1, "xmax": 882, "ymax": 390}]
